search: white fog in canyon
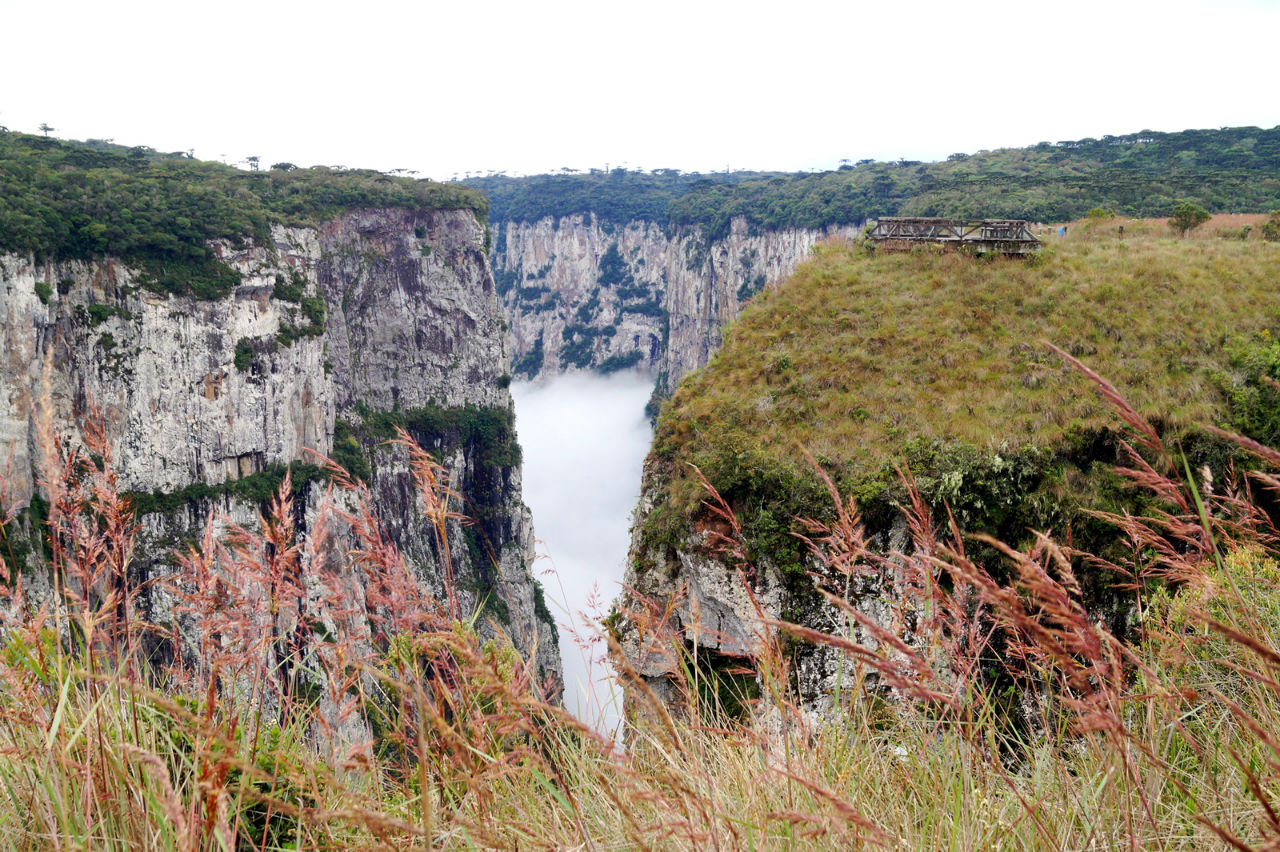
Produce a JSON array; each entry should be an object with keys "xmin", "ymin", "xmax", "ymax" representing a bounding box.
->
[{"xmin": 512, "ymin": 371, "xmax": 654, "ymax": 735}]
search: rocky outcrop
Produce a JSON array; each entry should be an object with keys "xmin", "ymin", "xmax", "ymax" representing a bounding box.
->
[
  {"xmin": 492, "ymin": 215, "xmax": 860, "ymax": 393},
  {"xmin": 615, "ymin": 457, "xmax": 852, "ymax": 723},
  {"xmin": 0, "ymin": 207, "xmax": 560, "ymax": 685}
]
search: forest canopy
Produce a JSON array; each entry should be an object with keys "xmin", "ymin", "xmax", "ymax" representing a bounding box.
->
[
  {"xmin": 468, "ymin": 126, "xmax": 1280, "ymax": 239},
  {"xmin": 0, "ymin": 132, "xmax": 488, "ymax": 274}
]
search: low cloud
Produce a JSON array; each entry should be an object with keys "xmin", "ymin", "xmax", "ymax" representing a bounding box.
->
[{"xmin": 512, "ymin": 370, "xmax": 653, "ymax": 736}]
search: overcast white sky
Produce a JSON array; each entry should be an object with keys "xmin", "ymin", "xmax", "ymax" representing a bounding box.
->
[{"xmin": 2, "ymin": 0, "xmax": 1277, "ymax": 178}]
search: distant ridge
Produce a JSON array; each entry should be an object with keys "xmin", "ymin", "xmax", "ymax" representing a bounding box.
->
[{"xmin": 467, "ymin": 126, "xmax": 1280, "ymax": 237}]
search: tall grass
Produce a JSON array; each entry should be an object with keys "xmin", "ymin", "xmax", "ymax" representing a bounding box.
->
[
  {"xmin": 653, "ymin": 226, "xmax": 1280, "ymax": 518},
  {"xmin": 6, "ymin": 360, "xmax": 1280, "ymax": 848}
]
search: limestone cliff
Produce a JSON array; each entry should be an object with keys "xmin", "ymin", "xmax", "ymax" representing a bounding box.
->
[
  {"xmin": 0, "ymin": 207, "xmax": 560, "ymax": 684},
  {"xmin": 491, "ymin": 215, "xmax": 860, "ymax": 393}
]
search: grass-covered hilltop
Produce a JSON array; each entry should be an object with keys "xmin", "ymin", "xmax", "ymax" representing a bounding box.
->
[
  {"xmin": 470, "ymin": 125, "xmax": 1280, "ymax": 237},
  {"xmin": 637, "ymin": 216, "xmax": 1280, "ymax": 611}
]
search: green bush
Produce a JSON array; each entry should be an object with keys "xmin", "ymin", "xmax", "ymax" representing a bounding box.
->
[
  {"xmin": 622, "ymin": 299, "xmax": 664, "ymax": 318},
  {"xmin": 233, "ymin": 338, "xmax": 257, "ymax": 372},
  {"xmin": 575, "ymin": 291, "xmax": 600, "ymax": 324},
  {"xmin": 1168, "ymin": 201, "xmax": 1211, "ymax": 236},
  {"xmin": 139, "ymin": 256, "xmax": 241, "ymax": 301},
  {"xmin": 126, "ymin": 461, "xmax": 323, "ymax": 516},
  {"xmin": 736, "ymin": 274, "xmax": 766, "ymax": 302},
  {"xmin": 597, "ymin": 243, "xmax": 633, "ymax": 287},
  {"xmin": 560, "ymin": 324, "xmax": 603, "ymax": 368},
  {"xmin": 276, "ymin": 322, "xmax": 324, "ymax": 346},
  {"xmin": 1217, "ymin": 333, "xmax": 1280, "ymax": 445},
  {"xmin": 85, "ymin": 303, "xmax": 130, "ymax": 326},
  {"xmin": 271, "ymin": 272, "xmax": 304, "ymax": 302},
  {"xmin": 331, "ymin": 418, "xmax": 372, "ymax": 482},
  {"xmin": 517, "ymin": 285, "xmax": 550, "ymax": 302},
  {"xmin": 300, "ymin": 295, "xmax": 326, "ymax": 326},
  {"xmin": 494, "ymin": 267, "xmax": 520, "ymax": 296},
  {"xmin": 616, "ymin": 284, "xmax": 651, "ymax": 301},
  {"xmin": 532, "ymin": 579, "xmax": 557, "ymax": 642},
  {"xmin": 1262, "ymin": 211, "xmax": 1280, "ymax": 242},
  {"xmin": 598, "ymin": 351, "xmax": 644, "ymax": 374},
  {"xmin": 513, "ymin": 334, "xmax": 544, "ymax": 378}
]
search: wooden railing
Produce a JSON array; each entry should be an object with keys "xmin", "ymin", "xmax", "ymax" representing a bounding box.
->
[{"xmin": 868, "ymin": 217, "xmax": 1041, "ymax": 253}]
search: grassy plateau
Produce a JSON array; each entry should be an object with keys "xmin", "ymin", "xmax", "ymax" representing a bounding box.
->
[{"xmin": 640, "ymin": 216, "xmax": 1280, "ymax": 580}]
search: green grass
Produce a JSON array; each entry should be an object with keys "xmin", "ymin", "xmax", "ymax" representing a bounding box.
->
[{"xmin": 644, "ymin": 225, "xmax": 1280, "ymax": 577}]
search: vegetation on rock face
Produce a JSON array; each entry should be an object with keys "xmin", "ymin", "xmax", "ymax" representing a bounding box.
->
[
  {"xmin": 642, "ymin": 219, "xmax": 1280, "ymax": 601},
  {"xmin": 512, "ymin": 332, "xmax": 545, "ymax": 378},
  {"xmin": 597, "ymin": 350, "xmax": 645, "ymax": 374},
  {"xmin": 0, "ymin": 131, "xmax": 487, "ymax": 298},
  {"xmin": 340, "ymin": 400, "xmax": 522, "ymax": 549},
  {"xmin": 124, "ymin": 461, "xmax": 324, "ymax": 516},
  {"xmin": 595, "ymin": 241, "xmax": 635, "ymax": 287},
  {"xmin": 469, "ymin": 126, "xmax": 1280, "ymax": 239}
]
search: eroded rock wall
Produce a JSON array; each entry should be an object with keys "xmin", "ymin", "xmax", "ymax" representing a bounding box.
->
[
  {"xmin": 0, "ymin": 207, "xmax": 560, "ymax": 685},
  {"xmin": 615, "ymin": 456, "xmax": 855, "ymax": 724},
  {"xmin": 492, "ymin": 215, "xmax": 860, "ymax": 392}
]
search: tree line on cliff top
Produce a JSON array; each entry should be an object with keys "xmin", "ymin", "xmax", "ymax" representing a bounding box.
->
[
  {"xmin": 469, "ymin": 125, "xmax": 1280, "ymax": 239},
  {"xmin": 0, "ymin": 131, "xmax": 487, "ymax": 276},
  {"xmin": 6, "ymin": 125, "xmax": 1278, "ymax": 284}
]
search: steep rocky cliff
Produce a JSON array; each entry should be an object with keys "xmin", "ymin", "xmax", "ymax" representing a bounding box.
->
[
  {"xmin": 491, "ymin": 215, "xmax": 860, "ymax": 394},
  {"xmin": 0, "ymin": 207, "xmax": 560, "ymax": 684},
  {"xmin": 614, "ymin": 228, "xmax": 1280, "ymax": 719}
]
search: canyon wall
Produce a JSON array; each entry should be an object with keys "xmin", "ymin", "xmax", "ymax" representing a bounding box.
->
[
  {"xmin": 0, "ymin": 207, "xmax": 560, "ymax": 686},
  {"xmin": 491, "ymin": 215, "xmax": 861, "ymax": 394}
]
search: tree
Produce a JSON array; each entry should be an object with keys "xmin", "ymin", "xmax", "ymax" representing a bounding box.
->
[
  {"xmin": 1261, "ymin": 211, "xmax": 1280, "ymax": 242},
  {"xmin": 38, "ymin": 123, "xmax": 54, "ymax": 137},
  {"xmin": 1168, "ymin": 201, "xmax": 1210, "ymax": 236}
]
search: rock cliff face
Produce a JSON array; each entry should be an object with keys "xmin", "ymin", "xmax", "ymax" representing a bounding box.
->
[
  {"xmin": 0, "ymin": 207, "xmax": 560, "ymax": 683},
  {"xmin": 491, "ymin": 215, "xmax": 860, "ymax": 392},
  {"xmin": 616, "ymin": 456, "xmax": 854, "ymax": 722}
]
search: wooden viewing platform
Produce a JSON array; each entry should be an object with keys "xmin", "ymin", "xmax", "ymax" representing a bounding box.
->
[{"xmin": 867, "ymin": 217, "xmax": 1042, "ymax": 255}]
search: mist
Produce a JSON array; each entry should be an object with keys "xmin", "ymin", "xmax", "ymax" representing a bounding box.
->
[{"xmin": 511, "ymin": 371, "xmax": 654, "ymax": 736}]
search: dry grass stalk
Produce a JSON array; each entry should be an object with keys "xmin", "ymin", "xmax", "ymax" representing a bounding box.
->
[{"xmin": 9, "ymin": 350, "xmax": 1280, "ymax": 846}]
